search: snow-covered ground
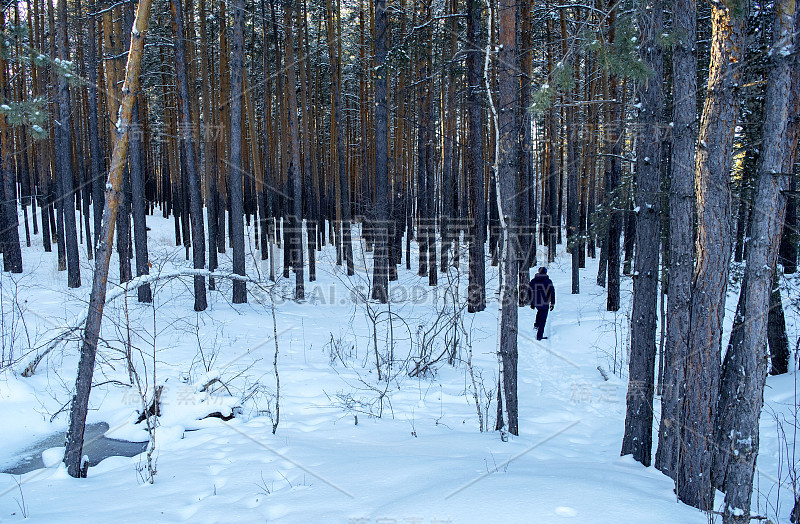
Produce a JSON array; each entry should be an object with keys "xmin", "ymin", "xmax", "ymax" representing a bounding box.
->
[{"xmin": 0, "ymin": 211, "xmax": 797, "ymax": 523}]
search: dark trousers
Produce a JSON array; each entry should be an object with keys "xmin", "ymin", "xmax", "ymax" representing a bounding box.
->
[{"xmin": 534, "ymin": 307, "xmax": 549, "ymax": 340}]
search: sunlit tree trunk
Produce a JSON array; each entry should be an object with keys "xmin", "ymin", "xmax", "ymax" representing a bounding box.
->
[
  {"xmin": 713, "ymin": 4, "xmax": 797, "ymax": 521},
  {"xmin": 64, "ymin": 0, "xmax": 153, "ymax": 477},
  {"xmin": 679, "ymin": 0, "xmax": 748, "ymax": 510}
]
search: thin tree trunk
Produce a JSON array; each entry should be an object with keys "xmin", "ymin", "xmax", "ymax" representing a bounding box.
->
[
  {"xmin": 622, "ymin": 198, "xmax": 636, "ymax": 275},
  {"xmin": 324, "ymin": 0, "xmax": 354, "ymax": 275},
  {"xmin": 768, "ymin": 270, "xmax": 790, "ymax": 375},
  {"xmin": 466, "ymin": 0, "xmax": 485, "ymax": 313},
  {"xmin": 284, "ymin": 0, "xmax": 304, "ymax": 300},
  {"xmin": 440, "ymin": 0, "xmax": 456, "ymax": 275},
  {"xmin": 561, "ymin": 9, "xmax": 580, "ymax": 295},
  {"xmin": 0, "ymin": 13, "xmax": 21, "ymax": 273},
  {"xmin": 545, "ymin": 13, "xmax": 557, "ymax": 264},
  {"xmin": 217, "ymin": 0, "xmax": 229, "ymax": 256},
  {"xmin": 230, "ymin": 0, "xmax": 247, "ymax": 303},
  {"xmin": 64, "ymin": 0, "xmax": 153, "ymax": 477},
  {"xmin": 371, "ymin": 0, "xmax": 389, "ymax": 302},
  {"xmin": 49, "ymin": 0, "xmax": 66, "ymax": 272},
  {"xmin": 415, "ymin": 0, "xmax": 429, "ymax": 279},
  {"xmin": 298, "ymin": 4, "xmax": 316, "ymax": 282},
  {"xmin": 171, "ymin": 0, "xmax": 207, "ymax": 311},
  {"xmin": 57, "ymin": 0, "xmax": 80, "ymax": 287},
  {"xmin": 130, "ymin": 96, "xmax": 151, "ymax": 302},
  {"xmin": 200, "ymin": 0, "xmax": 218, "ymax": 290},
  {"xmin": 518, "ymin": 0, "xmax": 534, "ymax": 289},
  {"xmin": 424, "ymin": 15, "xmax": 436, "ymax": 289},
  {"xmin": 87, "ymin": 0, "xmax": 104, "ymax": 251}
]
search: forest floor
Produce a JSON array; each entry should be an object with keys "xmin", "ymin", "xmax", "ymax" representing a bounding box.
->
[{"xmin": 0, "ymin": 212, "xmax": 797, "ymax": 523}]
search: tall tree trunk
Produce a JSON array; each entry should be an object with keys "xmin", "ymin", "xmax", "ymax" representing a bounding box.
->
[
  {"xmin": 49, "ymin": 0, "xmax": 66, "ymax": 273},
  {"xmin": 654, "ymin": 0, "xmax": 696, "ymax": 479},
  {"xmin": 57, "ymin": 0, "xmax": 80, "ymax": 287},
  {"xmin": 605, "ymin": 104, "xmax": 621, "ymax": 308},
  {"xmin": 32, "ymin": 0, "xmax": 52, "ymax": 254},
  {"xmin": 73, "ymin": 0, "xmax": 91, "ymax": 260},
  {"xmin": 200, "ymin": 0, "xmax": 218, "ymax": 290},
  {"xmin": 424, "ymin": 10, "xmax": 436, "ymax": 289},
  {"xmin": 492, "ymin": 0, "xmax": 519, "ymax": 436},
  {"xmin": 678, "ymin": 0, "xmax": 748, "ymax": 510},
  {"xmin": 285, "ymin": 0, "xmax": 304, "ymax": 300},
  {"xmin": 621, "ymin": 0, "xmax": 663, "ymax": 466},
  {"xmin": 172, "ymin": 0, "xmax": 207, "ymax": 311},
  {"xmin": 298, "ymin": 4, "xmax": 316, "ymax": 282},
  {"xmin": 371, "ymin": 0, "xmax": 389, "ymax": 302},
  {"xmin": 603, "ymin": 1, "xmax": 622, "ymax": 310},
  {"xmin": 440, "ymin": 0, "xmax": 456, "ymax": 274},
  {"xmin": 87, "ymin": 0, "xmax": 104, "ymax": 251},
  {"xmin": 324, "ymin": 0, "xmax": 354, "ymax": 275},
  {"xmin": 546, "ymin": 14, "xmax": 558, "ymax": 264},
  {"xmin": 116, "ymin": 6, "xmax": 133, "ymax": 283},
  {"xmin": 466, "ymin": 0, "xmax": 485, "ymax": 313},
  {"xmin": 415, "ymin": 0, "xmax": 430, "ymax": 280},
  {"xmin": 561, "ymin": 9, "xmax": 580, "ymax": 295},
  {"xmin": 230, "ymin": 0, "xmax": 247, "ymax": 303},
  {"xmin": 0, "ymin": 13, "xmax": 21, "ymax": 273},
  {"xmin": 64, "ymin": 0, "xmax": 153, "ymax": 477},
  {"xmin": 714, "ymin": 5, "xmax": 797, "ymax": 520},
  {"xmin": 218, "ymin": 0, "xmax": 230, "ymax": 256}
]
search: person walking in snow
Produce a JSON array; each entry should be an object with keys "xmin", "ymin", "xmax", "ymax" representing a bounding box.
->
[{"xmin": 530, "ymin": 267, "xmax": 556, "ymax": 341}]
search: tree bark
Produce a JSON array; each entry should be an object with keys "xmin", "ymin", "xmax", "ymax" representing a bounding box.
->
[
  {"xmin": 229, "ymin": 0, "xmax": 247, "ymax": 303},
  {"xmin": 678, "ymin": 0, "xmax": 748, "ymax": 510},
  {"xmin": 64, "ymin": 0, "xmax": 153, "ymax": 478},
  {"xmin": 172, "ymin": 0, "xmax": 207, "ymax": 310},
  {"xmin": 324, "ymin": 0, "xmax": 354, "ymax": 276},
  {"xmin": 87, "ymin": 0, "xmax": 104, "ymax": 251},
  {"xmin": 768, "ymin": 271, "xmax": 790, "ymax": 375},
  {"xmin": 0, "ymin": 12, "xmax": 22, "ymax": 274},
  {"xmin": 779, "ymin": 175, "xmax": 797, "ymax": 273},
  {"xmin": 493, "ymin": 0, "xmax": 519, "ymax": 436},
  {"xmin": 130, "ymin": 97, "xmax": 151, "ymax": 303},
  {"xmin": 518, "ymin": 0, "xmax": 534, "ymax": 292},
  {"xmin": 371, "ymin": 0, "xmax": 389, "ymax": 302},
  {"xmin": 654, "ymin": 0, "xmax": 696, "ymax": 479},
  {"xmin": 561, "ymin": 9, "xmax": 580, "ymax": 295},
  {"xmin": 466, "ymin": 0, "xmax": 485, "ymax": 313},
  {"xmin": 57, "ymin": 0, "xmax": 80, "ymax": 287},
  {"xmin": 284, "ymin": 0, "xmax": 304, "ymax": 300},
  {"xmin": 621, "ymin": 0, "xmax": 663, "ymax": 466},
  {"xmin": 714, "ymin": 4, "xmax": 797, "ymax": 519},
  {"xmin": 200, "ymin": 0, "xmax": 218, "ymax": 290}
]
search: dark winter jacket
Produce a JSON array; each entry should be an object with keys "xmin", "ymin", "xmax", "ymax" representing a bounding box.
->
[{"xmin": 529, "ymin": 274, "xmax": 556, "ymax": 309}]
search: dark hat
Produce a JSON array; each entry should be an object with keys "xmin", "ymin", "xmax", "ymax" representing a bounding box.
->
[{"xmin": 538, "ymin": 267, "xmax": 547, "ymax": 274}]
